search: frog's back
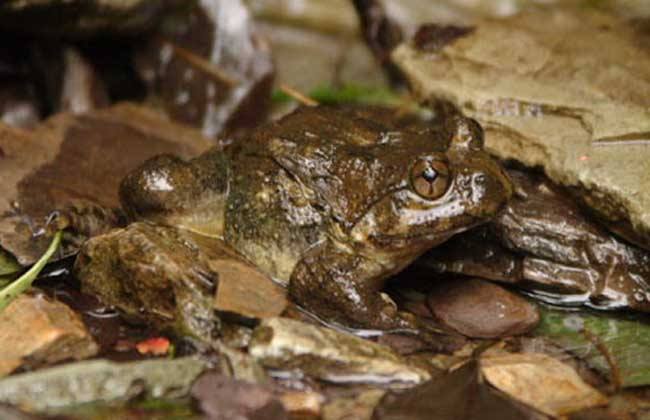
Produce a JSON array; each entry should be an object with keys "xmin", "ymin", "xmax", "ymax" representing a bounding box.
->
[{"xmin": 223, "ymin": 105, "xmax": 456, "ymax": 283}]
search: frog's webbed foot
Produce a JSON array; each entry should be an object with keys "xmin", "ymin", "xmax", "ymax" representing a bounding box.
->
[
  {"xmin": 45, "ymin": 200, "xmax": 125, "ymax": 251},
  {"xmin": 289, "ymin": 242, "xmax": 419, "ymax": 332}
]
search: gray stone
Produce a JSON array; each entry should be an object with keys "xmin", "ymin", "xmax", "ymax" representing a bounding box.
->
[
  {"xmin": 249, "ymin": 317, "xmax": 430, "ymax": 386},
  {"xmin": 0, "ymin": 357, "xmax": 208, "ymax": 412}
]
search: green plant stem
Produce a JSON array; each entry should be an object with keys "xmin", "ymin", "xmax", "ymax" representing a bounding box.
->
[{"xmin": 0, "ymin": 231, "xmax": 62, "ymax": 312}]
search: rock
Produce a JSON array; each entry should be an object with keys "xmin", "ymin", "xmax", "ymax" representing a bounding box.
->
[
  {"xmin": 481, "ymin": 352, "xmax": 608, "ymax": 417},
  {"xmin": 322, "ymin": 389, "xmax": 385, "ymax": 420},
  {"xmin": 247, "ymin": 0, "xmax": 473, "ymax": 95},
  {"xmin": 0, "ymin": 404, "xmax": 40, "ymax": 420},
  {"xmin": 393, "ymin": 8, "xmax": 650, "ymax": 249},
  {"xmin": 191, "ymin": 372, "xmax": 288, "ymax": 420},
  {"xmin": 279, "ymin": 391, "xmax": 324, "ymax": 419},
  {"xmin": 135, "ymin": 0, "xmax": 274, "ymax": 139},
  {"xmin": 254, "ymin": 22, "xmax": 385, "ymax": 94},
  {"xmin": 216, "ymin": 343, "xmax": 269, "ymax": 384},
  {"xmin": 422, "ymin": 226, "xmax": 523, "ymax": 285},
  {"xmin": 213, "ymin": 258, "xmax": 287, "ymax": 320},
  {"xmin": 427, "ymin": 278, "xmax": 539, "ymax": 338},
  {"xmin": 0, "ymin": 292, "xmax": 98, "ymax": 377},
  {"xmin": 0, "ymin": 103, "xmax": 211, "ymax": 266},
  {"xmin": 424, "ymin": 169, "xmax": 650, "ymax": 313},
  {"xmin": 74, "ymin": 222, "xmax": 220, "ymax": 341},
  {"xmin": 0, "ymin": 0, "xmax": 181, "ymax": 37},
  {"xmin": 75, "ymin": 221, "xmax": 289, "ymax": 341},
  {"xmin": 249, "ymin": 317, "xmax": 430, "ymax": 386},
  {"xmin": 0, "ymin": 357, "xmax": 207, "ymax": 412}
]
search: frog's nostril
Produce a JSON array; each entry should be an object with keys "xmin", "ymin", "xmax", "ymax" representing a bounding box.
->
[{"xmin": 474, "ymin": 173, "xmax": 487, "ymax": 185}]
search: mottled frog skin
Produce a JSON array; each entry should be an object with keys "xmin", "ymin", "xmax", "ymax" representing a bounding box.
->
[{"xmin": 119, "ymin": 106, "xmax": 512, "ymax": 330}]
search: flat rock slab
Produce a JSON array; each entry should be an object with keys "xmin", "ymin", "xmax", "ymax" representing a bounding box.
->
[
  {"xmin": 0, "ymin": 292, "xmax": 98, "ymax": 377},
  {"xmin": 427, "ymin": 278, "xmax": 539, "ymax": 338},
  {"xmin": 0, "ymin": 357, "xmax": 207, "ymax": 412},
  {"xmin": 249, "ymin": 317, "xmax": 430, "ymax": 386},
  {"xmin": 0, "ymin": 103, "xmax": 211, "ymax": 265},
  {"xmin": 393, "ymin": 9, "xmax": 650, "ymax": 248}
]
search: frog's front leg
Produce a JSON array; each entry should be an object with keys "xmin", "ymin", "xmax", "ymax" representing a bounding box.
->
[{"xmin": 288, "ymin": 241, "xmax": 417, "ymax": 331}]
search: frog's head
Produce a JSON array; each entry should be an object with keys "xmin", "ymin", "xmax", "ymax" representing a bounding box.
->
[{"xmin": 348, "ymin": 115, "xmax": 513, "ymax": 253}]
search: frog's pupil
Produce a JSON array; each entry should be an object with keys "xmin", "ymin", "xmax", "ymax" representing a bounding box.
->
[{"xmin": 422, "ymin": 166, "xmax": 438, "ymax": 182}]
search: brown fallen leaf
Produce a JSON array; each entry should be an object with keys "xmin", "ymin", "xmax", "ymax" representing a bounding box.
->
[
  {"xmin": 0, "ymin": 292, "xmax": 98, "ymax": 377},
  {"xmin": 480, "ymin": 352, "xmax": 608, "ymax": 417},
  {"xmin": 0, "ymin": 103, "xmax": 211, "ymax": 265}
]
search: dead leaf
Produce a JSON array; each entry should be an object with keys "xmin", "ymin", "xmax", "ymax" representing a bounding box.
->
[
  {"xmin": 135, "ymin": 337, "xmax": 171, "ymax": 356},
  {"xmin": 0, "ymin": 103, "xmax": 211, "ymax": 265},
  {"xmin": 480, "ymin": 352, "xmax": 608, "ymax": 417}
]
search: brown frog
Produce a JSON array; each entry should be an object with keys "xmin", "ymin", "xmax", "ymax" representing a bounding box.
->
[
  {"xmin": 425, "ymin": 169, "xmax": 650, "ymax": 312},
  {"xmin": 118, "ymin": 105, "xmax": 512, "ymax": 331}
]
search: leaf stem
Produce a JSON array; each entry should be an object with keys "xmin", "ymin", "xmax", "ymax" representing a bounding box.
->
[{"xmin": 0, "ymin": 231, "xmax": 62, "ymax": 312}]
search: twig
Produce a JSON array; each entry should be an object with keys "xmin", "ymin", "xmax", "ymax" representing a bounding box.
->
[
  {"xmin": 279, "ymin": 84, "xmax": 319, "ymax": 107},
  {"xmin": 159, "ymin": 39, "xmax": 239, "ymax": 87},
  {"xmin": 582, "ymin": 327, "xmax": 622, "ymax": 391}
]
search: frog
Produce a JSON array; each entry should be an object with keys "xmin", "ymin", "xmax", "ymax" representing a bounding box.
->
[
  {"xmin": 423, "ymin": 169, "xmax": 650, "ymax": 313},
  {"xmin": 118, "ymin": 105, "xmax": 513, "ymax": 331}
]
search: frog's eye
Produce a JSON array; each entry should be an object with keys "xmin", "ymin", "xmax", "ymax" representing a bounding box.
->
[{"xmin": 410, "ymin": 159, "xmax": 450, "ymax": 199}]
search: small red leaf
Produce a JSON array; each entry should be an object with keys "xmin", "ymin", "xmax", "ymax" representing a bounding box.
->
[{"xmin": 136, "ymin": 337, "xmax": 170, "ymax": 356}]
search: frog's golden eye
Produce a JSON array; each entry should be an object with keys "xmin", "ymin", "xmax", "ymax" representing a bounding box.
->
[{"xmin": 410, "ymin": 159, "xmax": 450, "ymax": 200}]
